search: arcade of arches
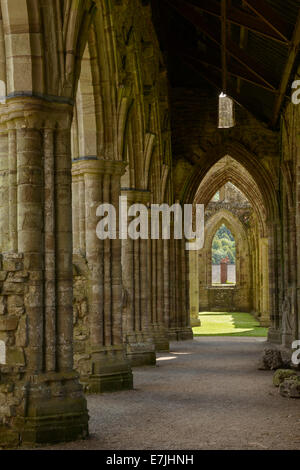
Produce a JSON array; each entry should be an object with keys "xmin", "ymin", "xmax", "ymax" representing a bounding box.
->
[
  {"xmin": 0, "ymin": 0, "xmax": 299, "ymax": 448},
  {"xmin": 189, "ymin": 161, "xmax": 270, "ymax": 326}
]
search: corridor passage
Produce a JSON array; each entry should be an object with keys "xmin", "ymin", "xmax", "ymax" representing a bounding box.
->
[{"xmin": 45, "ymin": 338, "xmax": 300, "ymax": 450}]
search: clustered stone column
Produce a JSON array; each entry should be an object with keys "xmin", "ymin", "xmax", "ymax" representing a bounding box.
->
[
  {"xmin": 259, "ymin": 238, "xmax": 270, "ymax": 327},
  {"xmin": 189, "ymin": 244, "xmax": 201, "ymax": 327},
  {"xmin": 169, "ymin": 236, "xmax": 193, "ymax": 341},
  {"xmin": 149, "ymin": 229, "xmax": 170, "ymax": 352},
  {"xmin": 0, "ymin": 97, "xmax": 88, "ymax": 448},
  {"xmin": 121, "ymin": 190, "xmax": 156, "ymax": 366},
  {"xmin": 72, "ymin": 159, "xmax": 133, "ymax": 393},
  {"xmin": 267, "ymin": 220, "xmax": 282, "ymax": 343}
]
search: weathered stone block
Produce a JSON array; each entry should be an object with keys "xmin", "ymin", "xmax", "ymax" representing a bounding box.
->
[
  {"xmin": 258, "ymin": 348, "xmax": 283, "ymax": 370},
  {"xmin": 0, "ymin": 272, "xmax": 7, "ymax": 282},
  {"xmin": 2, "ymin": 283, "xmax": 25, "ymax": 295},
  {"xmin": 0, "ymin": 405, "xmax": 15, "ymax": 417},
  {"xmin": 0, "ymin": 383, "xmax": 14, "ymax": 394},
  {"xmin": 15, "ymin": 316, "xmax": 28, "ymax": 348},
  {"xmin": 2, "ymin": 254, "xmax": 23, "ymax": 272},
  {"xmin": 0, "ymin": 297, "xmax": 7, "ymax": 316},
  {"xmin": 29, "ymin": 272, "xmax": 43, "ymax": 281},
  {"xmin": 7, "ymin": 272, "xmax": 29, "ymax": 283},
  {"xmin": 11, "ymin": 307, "xmax": 25, "ymax": 317},
  {"xmin": 74, "ymin": 341, "xmax": 86, "ymax": 354},
  {"xmin": 23, "ymin": 253, "xmax": 43, "ymax": 271},
  {"xmin": 0, "ymin": 316, "xmax": 19, "ymax": 331},
  {"xmin": 273, "ymin": 369, "xmax": 297, "ymax": 387},
  {"xmin": 279, "ymin": 376, "xmax": 300, "ymax": 398},
  {"xmin": 6, "ymin": 347, "xmax": 26, "ymax": 366},
  {"xmin": 7, "ymin": 296, "xmax": 24, "ymax": 309},
  {"xmin": 0, "ymin": 428, "xmax": 20, "ymax": 449},
  {"xmin": 24, "ymin": 286, "xmax": 42, "ymax": 308}
]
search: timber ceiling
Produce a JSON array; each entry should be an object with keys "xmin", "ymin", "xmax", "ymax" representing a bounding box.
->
[{"xmin": 151, "ymin": 0, "xmax": 300, "ymax": 128}]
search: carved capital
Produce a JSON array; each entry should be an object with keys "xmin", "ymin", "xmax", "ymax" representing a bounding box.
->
[
  {"xmin": 0, "ymin": 96, "xmax": 73, "ymax": 131},
  {"xmin": 72, "ymin": 159, "xmax": 127, "ymax": 178},
  {"xmin": 120, "ymin": 188, "xmax": 152, "ymax": 205}
]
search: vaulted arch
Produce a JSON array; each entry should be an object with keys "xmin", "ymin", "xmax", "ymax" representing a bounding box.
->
[
  {"xmin": 202, "ymin": 209, "xmax": 251, "ymax": 296},
  {"xmin": 0, "ymin": 0, "xmax": 96, "ymax": 100},
  {"xmin": 193, "ymin": 155, "xmax": 268, "ymax": 237},
  {"xmin": 183, "ymin": 142, "xmax": 279, "ymax": 225},
  {"xmin": 205, "ymin": 209, "xmax": 249, "ymax": 253}
]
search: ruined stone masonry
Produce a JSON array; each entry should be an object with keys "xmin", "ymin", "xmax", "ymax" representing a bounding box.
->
[{"xmin": 0, "ymin": 0, "xmax": 299, "ymax": 448}]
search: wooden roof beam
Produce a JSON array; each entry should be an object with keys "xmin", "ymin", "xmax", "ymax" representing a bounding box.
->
[
  {"xmin": 221, "ymin": 0, "xmax": 228, "ymax": 92},
  {"xmin": 182, "ymin": 44, "xmax": 277, "ymax": 93},
  {"xmin": 272, "ymin": 9, "xmax": 300, "ymax": 125},
  {"xmin": 189, "ymin": 52, "xmax": 277, "ymax": 93},
  {"xmin": 243, "ymin": 0, "xmax": 293, "ymax": 43},
  {"xmin": 182, "ymin": 55, "xmax": 271, "ymax": 124},
  {"xmin": 165, "ymin": 0, "xmax": 278, "ymax": 90},
  {"xmin": 228, "ymin": 5, "xmax": 288, "ymax": 44},
  {"xmin": 185, "ymin": 0, "xmax": 288, "ymax": 44}
]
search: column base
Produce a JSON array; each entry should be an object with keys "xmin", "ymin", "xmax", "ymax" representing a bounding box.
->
[
  {"xmin": 0, "ymin": 371, "xmax": 89, "ymax": 449},
  {"xmin": 257, "ymin": 313, "xmax": 270, "ymax": 327},
  {"xmin": 191, "ymin": 318, "xmax": 201, "ymax": 327},
  {"xmin": 80, "ymin": 348, "xmax": 133, "ymax": 394},
  {"xmin": 281, "ymin": 333, "xmax": 294, "ymax": 349},
  {"xmin": 169, "ymin": 327, "xmax": 194, "ymax": 342},
  {"xmin": 260, "ymin": 320, "xmax": 271, "ymax": 327},
  {"xmin": 125, "ymin": 332, "xmax": 156, "ymax": 367},
  {"xmin": 151, "ymin": 325, "xmax": 170, "ymax": 352},
  {"xmin": 268, "ymin": 328, "xmax": 282, "ymax": 344},
  {"xmin": 127, "ymin": 351, "xmax": 156, "ymax": 367}
]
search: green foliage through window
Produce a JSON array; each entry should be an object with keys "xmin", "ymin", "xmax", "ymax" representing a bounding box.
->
[{"xmin": 212, "ymin": 224, "xmax": 236, "ymax": 265}]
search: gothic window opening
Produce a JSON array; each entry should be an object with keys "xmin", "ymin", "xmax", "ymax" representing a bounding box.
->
[
  {"xmin": 212, "ymin": 224, "xmax": 236, "ymax": 285},
  {"xmin": 218, "ymin": 93, "xmax": 235, "ymax": 129},
  {"xmin": 212, "ymin": 191, "xmax": 220, "ymax": 202}
]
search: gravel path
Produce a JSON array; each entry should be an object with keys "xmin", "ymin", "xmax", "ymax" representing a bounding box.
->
[{"xmin": 44, "ymin": 337, "xmax": 300, "ymax": 450}]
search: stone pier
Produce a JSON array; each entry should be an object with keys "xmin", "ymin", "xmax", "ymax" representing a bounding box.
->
[
  {"xmin": 72, "ymin": 159, "xmax": 133, "ymax": 393},
  {"xmin": 0, "ymin": 97, "xmax": 88, "ymax": 447},
  {"xmin": 121, "ymin": 190, "xmax": 156, "ymax": 367}
]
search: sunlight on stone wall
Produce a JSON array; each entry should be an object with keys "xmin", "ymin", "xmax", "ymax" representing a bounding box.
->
[
  {"xmin": 0, "ymin": 80, "xmax": 6, "ymax": 103},
  {"xmin": 0, "ymin": 340, "xmax": 6, "ymax": 364},
  {"xmin": 218, "ymin": 93, "xmax": 235, "ymax": 128}
]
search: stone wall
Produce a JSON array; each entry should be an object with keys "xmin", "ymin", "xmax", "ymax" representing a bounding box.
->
[
  {"xmin": 73, "ymin": 255, "xmax": 91, "ymax": 387},
  {"xmin": 0, "ymin": 254, "xmax": 28, "ymax": 368},
  {"xmin": 171, "ymin": 88, "xmax": 278, "ymax": 330},
  {"xmin": 205, "ymin": 287, "xmax": 247, "ymax": 312},
  {"xmin": 0, "ymin": 253, "xmax": 27, "ymax": 445},
  {"xmin": 171, "ymin": 88, "xmax": 280, "ymax": 203},
  {"xmin": 279, "ymin": 66, "xmax": 300, "ymax": 348}
]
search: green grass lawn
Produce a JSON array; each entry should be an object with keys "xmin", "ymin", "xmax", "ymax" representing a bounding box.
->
[{"xmin": 193, "ymin": 312, "xmax": 268, "ymax": 337}]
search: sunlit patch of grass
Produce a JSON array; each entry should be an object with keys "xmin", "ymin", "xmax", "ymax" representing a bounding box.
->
[{"xmin": 193, "ymin": 312, "xmax": 268, "ymax": 337}]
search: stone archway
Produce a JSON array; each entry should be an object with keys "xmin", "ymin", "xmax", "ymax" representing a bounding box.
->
[
  {"xmin": 188, "ymin": 154, "xmax": 273, "ymax": 331},
  {"xmin": 199, "ymin": 209, "xmax": 253, "ymax": 314}
]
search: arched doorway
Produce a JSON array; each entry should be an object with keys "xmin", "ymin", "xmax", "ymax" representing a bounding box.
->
[
  {"xmin": 212, "ymin": 223, "xmax": 236, "ymax": 286},
  {"xmin": 188, "ymin": 154, "xmax": 274, "ymax": 330}
]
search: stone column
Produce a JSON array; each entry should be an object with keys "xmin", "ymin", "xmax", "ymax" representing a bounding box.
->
[
  {"xmin": 0, "ymin": 97, "xmax": 88, "ymax": 448},
  {"xmin": 259, "ymin": 237, "xmax": 270, "ymax": 327},
  {"xmin": 189, "ymin": 244, "xmax": 201, "ymax": 327},
  {"xmin": 294, "ymin": 115, "xmax": 300, "ymax": 344},
  {"xmin": 121, "ymin": 190, "xmax": 156, "ymax": 366},
  {"xmin": 149, "ymin": 215, "xmax": 170, "ymax": 352},
  {"xmin": 169, "ymin": 237, "xmax": 193, "ymax": 341},
  {"xmin": 267, "ymin": 221, "xmax": 282, "ymax": 344},
  {"xmin": 72, "ymin": 159, "xmax": 133, "ymax": 393}
]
